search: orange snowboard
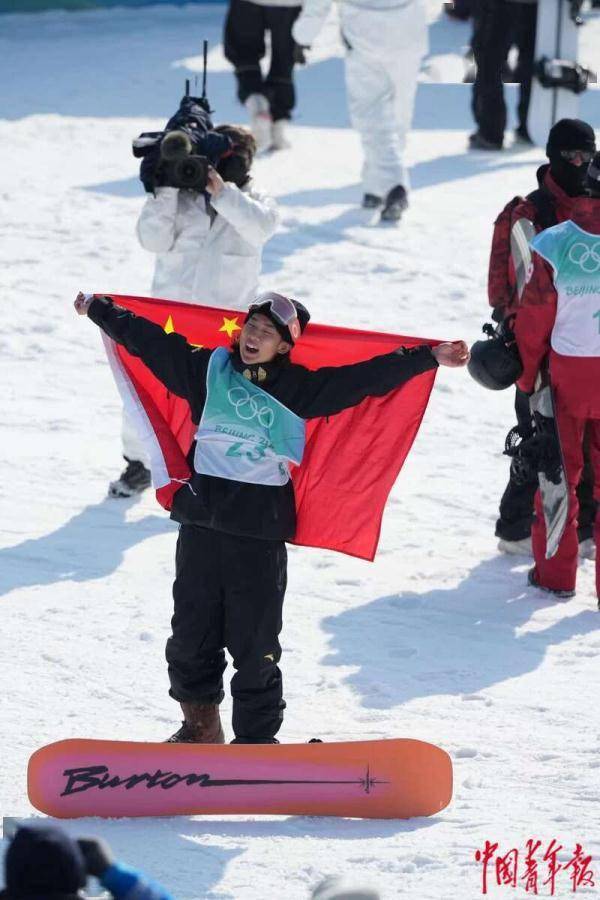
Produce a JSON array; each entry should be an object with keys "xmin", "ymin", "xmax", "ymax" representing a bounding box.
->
[{"xmin": 28, "ymin": 737, "xmax": 452, "ymax": 820}]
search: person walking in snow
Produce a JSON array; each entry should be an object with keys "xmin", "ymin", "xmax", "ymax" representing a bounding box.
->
[
  {"xmin": 513, "ymin": 153, "xmax": 600, "ymax": 602},
  {"xmin": 110, "ymin": 122, "xmax": 279, "ymax": 500},
  {"xmin": 75, "ymin": 289, "xmax": 469, "ymax": 744},
  {"xmin": 469, "ymin": 0, "xmax": 538, "ymax": 150},
  {"xmin": 224, "ymin": 0, "xmax": 303, "ymax": 152},
  {"xmin": 292, "ymin": 0, "xmax": 428, "ymax": 222},
  {"xmin": 1, "ymin": 825, "xmax": 172, "ymax": 900},
  {"xmin": 487, "ymin": 119, "xmax": 597, "ymax": 556}
]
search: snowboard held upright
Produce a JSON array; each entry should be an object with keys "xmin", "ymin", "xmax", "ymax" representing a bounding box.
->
[
  {"xmin": 527, "ymin": 0, "xmax": 595, "ymax": 148},
  {"xmin": 28, "ymin": 737, "xmax": 453, "ymax": 820}
]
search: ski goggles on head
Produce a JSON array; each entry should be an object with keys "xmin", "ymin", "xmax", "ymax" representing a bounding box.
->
[
  {"xmin": 248, "ymin": 291, "xmax": 301, "ymax": 342},
  {"xmin": 559, "ymin": 149, "xmax": 595, "ymax": 163}
]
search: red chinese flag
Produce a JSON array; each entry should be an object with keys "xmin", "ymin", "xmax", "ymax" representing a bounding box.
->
[{"xmin": 101, "ymin": 294, "xmax": 439, "ymax": 561}]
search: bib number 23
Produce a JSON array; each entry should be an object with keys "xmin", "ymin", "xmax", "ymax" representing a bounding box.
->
[{"xmin": 226, "ymin": 442, "xmax": 267, "ymax": 462}]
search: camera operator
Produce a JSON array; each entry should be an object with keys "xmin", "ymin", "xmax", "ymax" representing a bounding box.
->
[
  {"xmin": 0, "ymin": 825, "xmax": 173, "ymax": 900},
  {"xmin": 109, "ymin": 102, "xmax": 280, "ymax": 498}
]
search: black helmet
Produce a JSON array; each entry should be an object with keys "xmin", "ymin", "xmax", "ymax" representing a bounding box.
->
[{"xmin": 467, "ymin": 322, "xmax": 523, "ymax": 390}]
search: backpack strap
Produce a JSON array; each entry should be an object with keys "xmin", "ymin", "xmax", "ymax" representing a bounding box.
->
[{"xmin": 525, "ymin": 187, "xmax": 559, "ymax": 231}]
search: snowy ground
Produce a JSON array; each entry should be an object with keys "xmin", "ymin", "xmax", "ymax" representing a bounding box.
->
[{"xmin": 1, "ymin": 3, "xmax": 600, "ymax": 898}]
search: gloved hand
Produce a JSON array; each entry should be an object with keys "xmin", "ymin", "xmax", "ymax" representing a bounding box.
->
[
  {"xmin": 140, "ymin": 150, "xmax": 166, "ymax": 194},
  {"xmin": 293, "ymin": 42, "xmax": 309, "ymax": 65},
  {"xmin": 77, "ymin": 837, "xmax": 114, "ymax": 877}
]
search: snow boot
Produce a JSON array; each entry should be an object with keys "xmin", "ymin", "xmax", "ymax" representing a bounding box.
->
[
  {"xmin": 108, "ymin": 458, "xmax": 151, "ymax": 498},
  {"xmin": 468, "ymin": 131, "xmax": 503, "ymax": 151},
  {"xmin": 380, "ymin": 185, "xmax": 408, "ymax": 223},
  {"xmin": 230, "ymin": 737, "xmax": 279, "ymax": 744},
  {"xmin": 245, "ymin": 93, "xmax": 272, "ymax": 153},
  {"xmin": 579, "ymin": 538, "xmax": 596, "ymax": 561},
  {"xmin": 527, "ymin": 567, "xmax": 575, "ymax": 600},
  {"xmin": 497, "ymin": 536, "xmax": 533, "ymax": 556},
  {"xmin": 362, "ymin": 193, "xmax": 382, "ymax": 209},
  {"xmin": 166, "ymin": 702, "xmax": 225, "ymax": 744},
  {"xmin": 271, "ymin": 119, "xmax": 290, "ymax": 150}
]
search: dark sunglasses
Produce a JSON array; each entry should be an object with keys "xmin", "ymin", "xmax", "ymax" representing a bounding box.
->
[{"xmin": 559, "ymin": 149, "xmax": 595, "ymax": 163}]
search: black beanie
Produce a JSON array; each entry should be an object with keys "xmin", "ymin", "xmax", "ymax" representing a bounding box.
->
[
  {"xmin": 246, "ymin": 297, "xmax": 311, "ymax": 345},
  {"xmin": 587, "ymin": 152, "xmax": 600, "ymax": 197},
  {"xmin": 5, "ymin": 826, "xmax": 86, "ymax": 899},
  {"xmin": 546, "ymin": 118, "xmax": 596, "ymax": 158},
  {"xmin": 546, "ymin": 119, "xmax": 597, "ymax": 196}
]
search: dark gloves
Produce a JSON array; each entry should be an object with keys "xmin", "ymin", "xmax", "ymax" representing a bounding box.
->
[
  {"xmin": 293, "ymin": 42, "xmax": 309, "ymax": 65},
  {"xmin": 77, "ymin": 837, "xmax": 114, "ymax": 878},
  {"xmin": 140, "ymin": 150, "xmax": 166, "ymax": 194}
]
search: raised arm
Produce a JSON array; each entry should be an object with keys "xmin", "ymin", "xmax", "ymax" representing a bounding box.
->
[
  {"xmin": 136, "ymin": 187, "xmax": 179, "ymax": 253},
  {"xmin": 287, "ymin": 342, "xmax": 467, "ymax": 419},
  {"xmin": 74, "ymin": 293, "xmax": 211, "ymax": 402}
]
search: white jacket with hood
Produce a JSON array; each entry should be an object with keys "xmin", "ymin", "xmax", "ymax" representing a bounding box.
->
[{"xmin": 136, "ymin": 182, "xmax": 279, "ymax": 310}]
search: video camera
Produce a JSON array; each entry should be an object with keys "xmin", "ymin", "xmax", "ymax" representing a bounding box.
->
[{"xmin": 132, "ymin": 42, "xmax": 231, "ymax": 194}]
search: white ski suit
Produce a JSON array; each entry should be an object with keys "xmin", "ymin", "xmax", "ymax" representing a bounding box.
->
[
  {"xmin": 124, "ymin": 182, "xmax": 279, "ymax": 463},
  {"xmin": 293, "ymin": 0, "xmax": 427, "ymax": 197}
]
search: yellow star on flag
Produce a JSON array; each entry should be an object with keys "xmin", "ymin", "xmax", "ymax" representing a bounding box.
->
[
  {"xmin": 163, "ymin": 315, "xmax": 175, "ymax": 334},
  {"xmin": 219, "ymin": 316, "xmax": 241, "ymax": 338}
]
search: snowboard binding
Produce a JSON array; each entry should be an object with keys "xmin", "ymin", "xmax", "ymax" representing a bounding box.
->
[{"xmin": 535, "ymin": 56, "xmax": 596, "ymax": 95}]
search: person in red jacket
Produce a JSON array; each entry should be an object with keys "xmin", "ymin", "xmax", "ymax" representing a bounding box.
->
[
  {"xmin": 487, "ymin": 119, "xmax": 597, "ymax": 556},
  {"xmin": 513, "ymin": 153, "xmax": 600, "ymax": 603}
]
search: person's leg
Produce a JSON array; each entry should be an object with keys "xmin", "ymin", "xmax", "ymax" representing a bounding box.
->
[
  {"xmin": 165, "ymin": 525, "xmax": 227, "ymax": 741},
  {"xmin": 224, "ymin": 0, "xmax": 267, "ymax": 104},
  {"xmin": 576, "ymin": 424, "xmax": 596, "ymax": 546},
  {"xmin": 496, "ymin": 387, "xmax": 537, "ymax": 545},
  {"xmin": 108, "ymin": 410, "xmax": 151, "ymax": 498},
  {"xmin": 264, "ymin": 5, "xmax": 301, "ymax": 122},
  {"xmin": 345, "ymin": 49, "xmax": 391, "ymax": 197},
  {"xmin": 531, "ymin": 407, "xmax": 585, "ymax": 593},
  {"xmin": 223, "ymin": 534, "xmax": 287, "ymax": 743},
  {"xmin": 588, "ymin": 421, "xmax": 600, "ymax": 600},
  {"xmin": 471, "ymin": 0, "xmax": 511, "ymax": 145},
  {"xmin": 514, "ymin": 3, "xmax": 537, "ymax": 135}
]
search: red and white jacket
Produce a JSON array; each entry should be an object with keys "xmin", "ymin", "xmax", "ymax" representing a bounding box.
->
[{"xmin": 514, "ymin": 197, "xmax": 600, "ymax": 419}]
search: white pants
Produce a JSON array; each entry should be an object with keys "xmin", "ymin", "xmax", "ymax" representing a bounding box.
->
[
  {"xmin": 341, "ymin": 1, "xmax": 428, "ymax": 197},
  {"xmin": 122, "ymin": 409, "xmax": 149, "ymax": 467}
]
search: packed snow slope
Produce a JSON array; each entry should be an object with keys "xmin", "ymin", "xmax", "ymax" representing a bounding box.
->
[{"xmin": 1, "ymin": 4, "xmax": 599, "ymax": 898}]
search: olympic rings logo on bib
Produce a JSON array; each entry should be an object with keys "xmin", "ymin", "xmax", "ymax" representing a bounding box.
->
[
  {"xmin": 228, "ymin": 386, "xmax": 275, "ymax": 429},
  {"xmin": 568, "ymin": 242, "xmax": 600, "ymax": 274}
]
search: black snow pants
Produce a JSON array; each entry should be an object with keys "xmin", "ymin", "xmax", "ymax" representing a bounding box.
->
[
  {"xmin": 224, "ymin": 0, "xmax": 301, "ymax": 121},
  {"xmin": 471, "ymin": 0, "xmax": 537, "ymax": 144},
  {"xmin": 166, "ymin": 524, "xmax": 287, "ymax": 741},
  {"xmin": 496, "ymin": 388, "xmax": 597, "ymax": 542}
]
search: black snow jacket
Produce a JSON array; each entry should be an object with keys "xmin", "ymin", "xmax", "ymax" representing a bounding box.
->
[{"xmin": 88, "ymin": 296, "xmax": 438, "ymax": 541}]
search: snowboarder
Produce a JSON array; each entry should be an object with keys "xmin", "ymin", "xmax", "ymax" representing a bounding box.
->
[
  {"xmin": 110, "ymin": 123, "xmax": 279, "ymax": 500},
  {"xmin": 292, "ymin": 0, "xmax": 427, "ymax": 221},
  {"xmin": 75, "ymin": 289, "xmax": 468, "ymax": 743},
  {"xmin": 487, "ymin": 118, "xmax": 597, "ymax": 556},
  {"xmin": 513, "ymin": 153, "xmax": 600, "ymax": 601},
  {"xmin": 224, "ymin": 0, "xmax": 303, "ymax": 152}
]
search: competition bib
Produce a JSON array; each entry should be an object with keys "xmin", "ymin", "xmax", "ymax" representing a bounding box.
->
[
  {"xmin": 532, "ymin": 220, "xmax": 600, "ymax": 357},
  {"xmin": 194, "ymin": 347, "xmax": 306, "ymax": 486}
]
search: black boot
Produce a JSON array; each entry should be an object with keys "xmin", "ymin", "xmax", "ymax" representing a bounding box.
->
[
  {"xmin": 167, "ymin": 702, "xmax": 225, "ymax": 743},
  {"xmin": 380, "ymin": 185, "xmax": 408, "ymax": 223},
  {"xmin": 108, "ymin": 458, "xmax": 151, "ymax": 498},
  {"xmin": 362, "ymin": 193, "xmax": 382, "ymax": 209}
]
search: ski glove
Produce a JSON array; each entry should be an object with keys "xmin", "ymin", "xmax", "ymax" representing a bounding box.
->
[
  {"xmin": 78, "ymin": 837, "xmax": 114, "ymax": 877},
  {"xmin": 293, "ymin": 42, "xmax": 309, "ymax": 65}
]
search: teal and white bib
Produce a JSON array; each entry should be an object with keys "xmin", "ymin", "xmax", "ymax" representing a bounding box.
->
[
  {"xmin": 194, "ymin": 347, "xmax": 306, "ymax": 486},
  {"xmin": 532, "ymin": 220, "xmax": 600, "ymax": 357}
]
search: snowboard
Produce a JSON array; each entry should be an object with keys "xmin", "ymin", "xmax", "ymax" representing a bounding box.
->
[
  {"xmin": 527, "ymin": 0, "xmax": 594, "ymax": 149},
  {"xmin": 510, "ymin": 217, "xmax": 569, "ymax": 559},
  {"xmin": 28, "ymin": 738, "xmax": 452, "ymax": 820}
]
